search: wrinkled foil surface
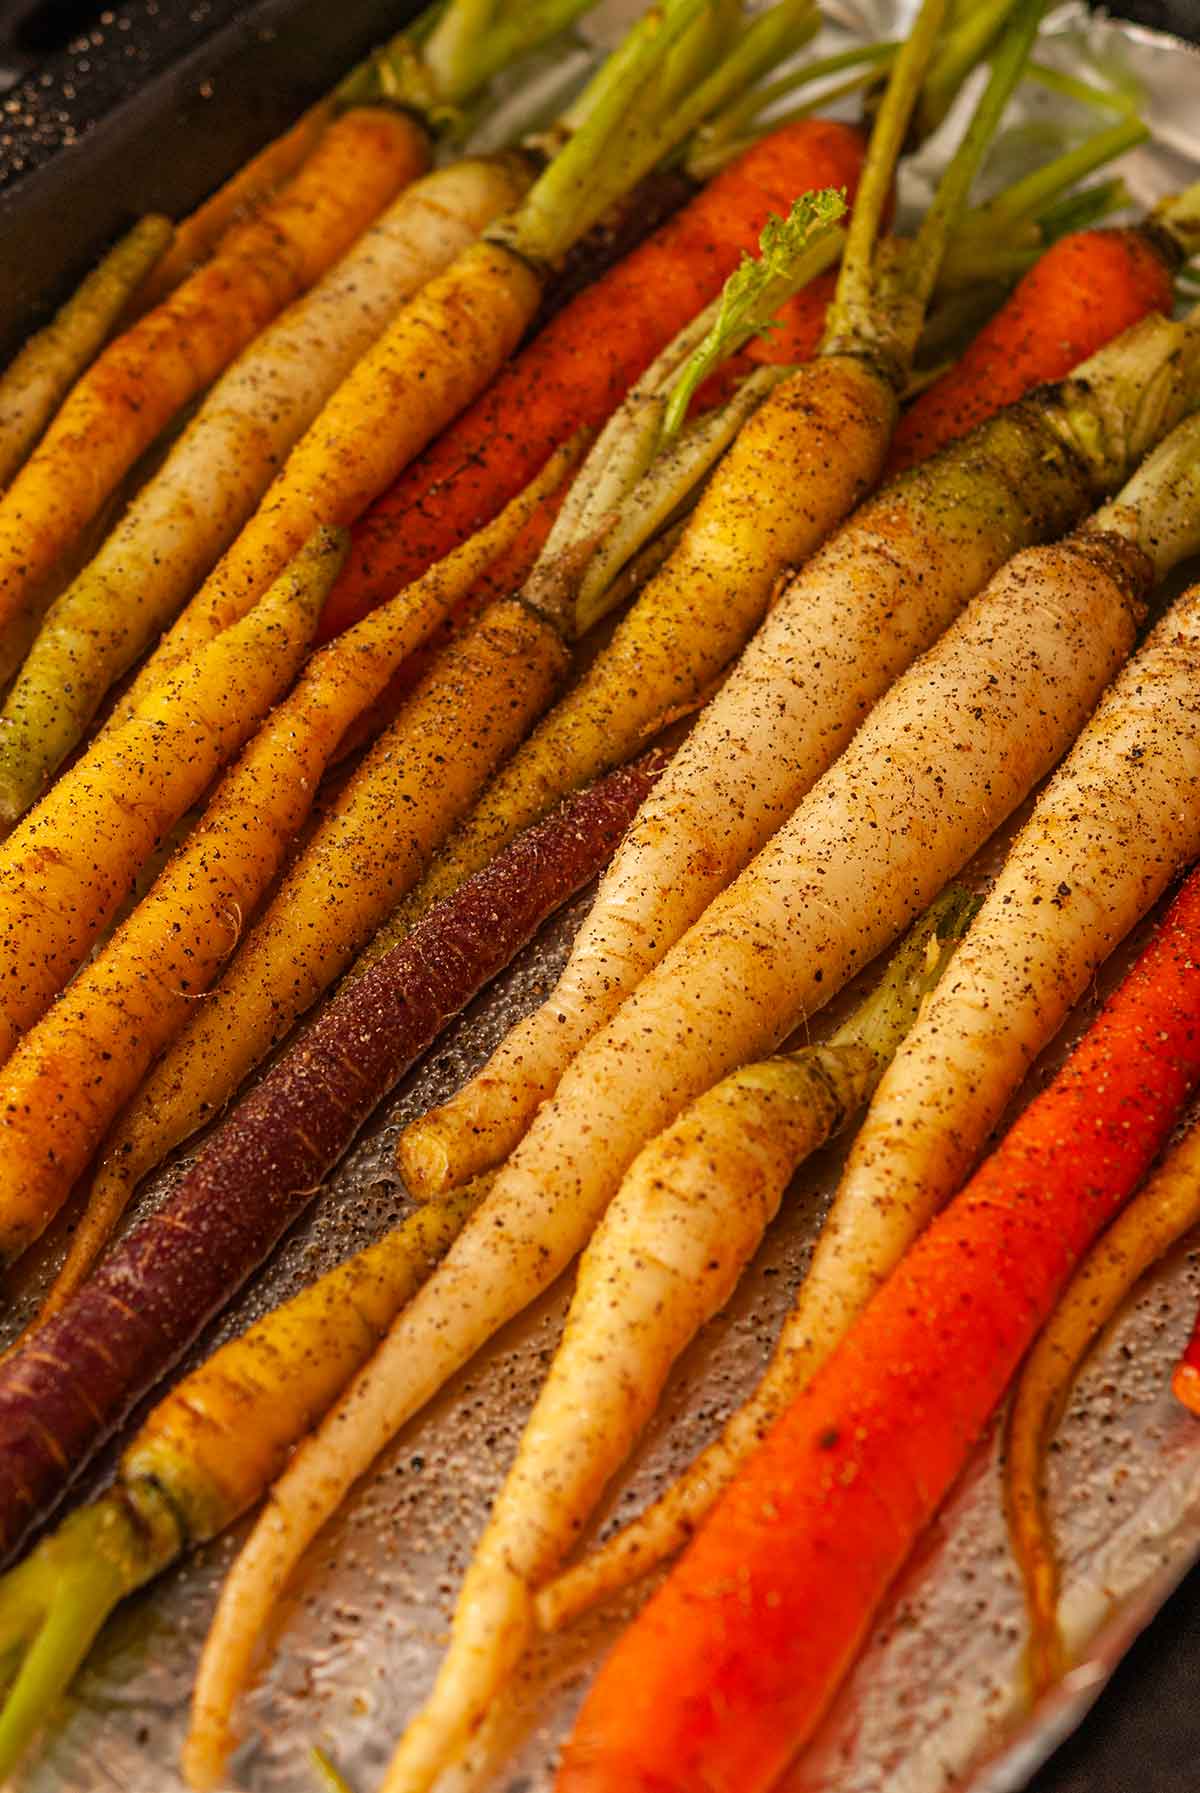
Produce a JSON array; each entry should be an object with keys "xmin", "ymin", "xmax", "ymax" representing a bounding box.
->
[{"xmin": 8, "ymin": 5, "xmax": 1200, "ymax": 1790}]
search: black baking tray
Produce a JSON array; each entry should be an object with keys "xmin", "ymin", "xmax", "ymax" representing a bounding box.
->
[
  {"xmin": 0, "ymin": 0, "xmax": 425, "ymax": 359},
  {"xmin": 2, "ymin": 3, "xmax": 1200, "ymax": 1790}
]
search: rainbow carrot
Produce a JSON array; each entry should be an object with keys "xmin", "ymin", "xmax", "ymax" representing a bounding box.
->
[
  {"xmin": 0, "ymin": 752, "xmax": 666, "ymax": 1566},
  {"xmin": 319, "ymin": 114, "xmax": 869, "ymax": 639},
  {"xmin": 557, "ymin": 813, "xmax": 1200, "ymax": 1793}
]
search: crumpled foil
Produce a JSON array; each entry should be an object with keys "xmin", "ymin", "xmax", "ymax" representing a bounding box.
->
[{"xmin": 9, "ymin": 5, "xmax": 1200, "ymax": 1791}]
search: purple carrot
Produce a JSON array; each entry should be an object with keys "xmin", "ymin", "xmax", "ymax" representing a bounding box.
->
[{"xmin": 0, "ymin": 749, "xmax": 667, "ymax": 1557}]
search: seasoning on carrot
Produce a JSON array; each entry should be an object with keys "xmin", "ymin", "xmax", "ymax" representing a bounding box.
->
[
  {"xmin": 368, "ymin": 890, "xmax": 976, "ymax": 1793},
  {"xmin": 0, "ymin": 106, "xmax": 422, "ymax": 696},
  {"xmin": 0, "ymin": 216, "xmax": 172, "ymax": 491},
  {"xmin": 0, "ymin": 528, "xmax": 344, "ymax": 1074},
  {"xmin": 111, "ymin": 0, "xmax": 822, "ymax": 706},
  {"xmin": 363, "ymin": 0, "xmax": 1043, "ymax": 1073},
  {"xmin": 0, "ymin": 451, "xmax": 577, "ymax": 1292},
  {"xmin": 0, "ymin": 154, "xmax": 533, "ymax": 816},
  {"xmin": 542, "ymin": 411, "xmax": 1200, "ymax": 1620},
  {"xmin": 398, "ymin": 117, "xmax": 1180, "ymax": 1203},
  {"xmin": 247, "ymin": 306, "xmax": 1200, "ymax": 1719},
  {"xmin": 0, "ymin": 752, "xmax": 667, "ymax": 1583},
  {"xmin": 552, "ymin": 578, "xmax": 1200, "ymax": 1786},
  {"xmin": 76, "ymin": 183, "xmax": 851, "ymax": 1268}
]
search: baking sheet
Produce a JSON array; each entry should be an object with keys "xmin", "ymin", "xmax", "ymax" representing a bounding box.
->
[{"xmin": 7, "ymin": 4, "xmax": 1200, "ymax": 1791}]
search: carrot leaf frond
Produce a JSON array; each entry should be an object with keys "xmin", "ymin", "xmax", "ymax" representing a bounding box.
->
[{"xmin": 661, "ymin": 186, "xmax": 847, "ymax": 442}]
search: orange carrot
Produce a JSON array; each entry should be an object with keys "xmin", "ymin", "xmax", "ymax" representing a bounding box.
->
[
  {"xmin": 318, "ymin": 117, "xmax": 869, "ymax": 639},
  {"xmin": 558, "ymin": 858, "xmax": 1200, "ymax": 1793},
  {"xmin": 887, "ymin": 225, "xmax": 1178, "ymax": 474}
]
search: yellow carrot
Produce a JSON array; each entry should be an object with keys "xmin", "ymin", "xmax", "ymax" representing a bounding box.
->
[
  {"xmin": 79, "ymin": 596, "xmax": 569, "ymax": 1253},
  {"xmin": 22, "ymin": 446, "xmax": 577, "ymax": 1316},
  {"xmin": 0, "ymin": 529, "xmax": 343, "ymax": 1079},
  {"xmin": 365, "ymin": 350, "xmax": 893, "ymax": 999},
  {"xmin": 0, "ymin": 109, "xmax": 421, "ymax": 690},
  {"xmin": 0, "ymin": 217, "xmax": 172, "ymax": 490}
]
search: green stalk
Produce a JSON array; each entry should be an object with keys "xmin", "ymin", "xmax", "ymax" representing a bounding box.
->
[
  {"xmin": 820, "ymin": 0, "xmax": 950, "ymax": 362},
  {"xmin": 936, "ymin": 113, "xmax": 1143, "ymax": 289},
  {"xmin": 0, "ymin": 1487, "xmax": 181, "ymax": 1785},
  {"xmin": 1027, "ymin": 60, "xmax": 1140, "ymax": 116},
  {"xmin": 335, "ymin": 0, "xmax": 600, "ymax": 130},
  {"xmin": 960, "ymin": 115, "xmax": 1146, "ymax": 235},
  {"xmin": 828, "ymin": 0, "xmax": 1047, "ymax": 384},
  {"xmin": 900, "ymin": 0, "xmax": 1049, "ymax": 333},
  {"xmin": 493, "ymin": 0, "xmax": 714, "ymax": 268},
  {"xmin": 917, "ymin": 0, "xmax": 1022, "ymax": 135},
  {"xmin": 681, "ymin": 12, "xmax": 855, "ymax": 168}
]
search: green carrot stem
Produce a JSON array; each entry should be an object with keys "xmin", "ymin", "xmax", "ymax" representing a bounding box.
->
[
  {"xmin": 917, "ymin": 0, "xmax": 1021, "ymax": 134},
  {"xmin": 684, "ymin": 26, "xmax": 869, "ymax": 163},
  {"xmin": 820, "ymin": 0, "xmax": 949, "ymax": 360},
  {"xmin": 895, "ymin": 0, "xmax": 1049, "ymax": 345},
  {"xmin": 337, "ymin": 0, "xmax": 597, "ymax": 124},
  {"xmin": 963, "ymin": 115, "xmax": 1147, "ymax": 233},
  {"xmin": 1027, "ymin": 59, "xmax": 1140, "ymax": 116},
  {"xmin": 495, "ymin": 0, "xmax": 714, "ymax": 267},
  {"xmin": 0, "ymin": 1487, "xmax": 180, "ymax": 1785}
]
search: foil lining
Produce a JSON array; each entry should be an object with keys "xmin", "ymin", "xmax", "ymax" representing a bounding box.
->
[{"xmin": 8, "ymin": 4, "xmax": 1200, "ymax": 1791}]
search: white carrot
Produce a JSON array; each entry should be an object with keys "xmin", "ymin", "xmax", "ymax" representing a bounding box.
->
[
  {"xmin": 376, "ymin": 891, "xmax": 975, "ymax": 1793},
  {"xmin": 188, "ymin": 474, "xmax": 1159, "ymax": 1775},
  {"xmin": 399, "ymin": 308, "xmax": 1200, "ymax": 1197},
  {"xmin": 539, "ymin": 412, "xmax": 1200, "ymax": 1622},
  {"xmin": 0, "ymin": 157, "xmax": 530, "ymax": 815}
]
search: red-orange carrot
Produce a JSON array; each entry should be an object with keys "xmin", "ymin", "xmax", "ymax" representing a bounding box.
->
[
  {"xmin": 559, "ymin": 862, "xmax": 1200, "ymax": 1793},
  {"xmin": 887, "ymin": 225, "xmax": 1178, "ymax": 474},
  {"xmin": 338, "ymin": 471, "xmax": 571, "ymax": 761},
  {"xmin": 318, "ymin": 117, "xmax": 869, "ymax": 640}
]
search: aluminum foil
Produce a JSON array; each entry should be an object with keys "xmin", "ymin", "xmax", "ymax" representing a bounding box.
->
[{"xmin": 7, "ymin": 5, "xmax": 1200, "ymax": 1792}]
